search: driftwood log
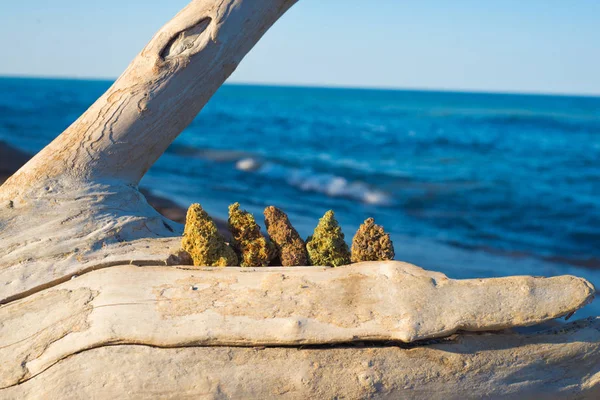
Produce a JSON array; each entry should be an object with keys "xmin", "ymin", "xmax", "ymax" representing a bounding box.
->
[{"xmin": 0, "ymin": 0, "xmax": 598, "ymax": 398}]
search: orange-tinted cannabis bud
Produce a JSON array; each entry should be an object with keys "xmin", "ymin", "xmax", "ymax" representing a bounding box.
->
[
  {"xmin": 264, "ymin": 206, "xmax": 308, "ymax": 266},
  {"xmin": 306, "ymin": 210, "xmax": 351, "ymax": 267},
  {"xmin": 228, "ymin": 202, "xmax": 274, "ymax": 267},
  {"xmin": 181, "ymin": 203, "xmax": 238, "ymax": 267},
  {"xmin": 351, "ymin": 217, "xmax": 395, "ymax": 263}
]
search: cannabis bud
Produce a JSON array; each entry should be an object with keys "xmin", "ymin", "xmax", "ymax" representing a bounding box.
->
[
  {"xmin": 181, "ymin": 203, "xmax": 238, "ymax": 267},
  {"xmin": 228, "ymin": 202, "xmax": 274, "ymax": 267},
  {"xmin": 306, "ymin": 210, "xmax": 351, "ymax": 267},
  {"xmin": 351, "ymin": 217, "xmax": 395, "ymax": 262},
  {"xmin": 264, "ymin": 206, "xmax": 308, "ymax": 266}
]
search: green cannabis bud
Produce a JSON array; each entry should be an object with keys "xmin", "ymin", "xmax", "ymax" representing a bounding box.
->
[
  {"xmin": 306, "ymin": 210, "xmax": 351, "ymax": 267},
  {"xmin": 264, "ymin": 206, "xmax": 308, "ymax": 266},
  {"xmin": 228, "ymin": 202, "xmax": 274, "ymax": 267},
  {"xmin": 181, "ymin": 203, "xmax": 238, "ymax": 267},
  {"xmin": 351, "ymin": 217, "xmax": 395, "ymax": 262}
]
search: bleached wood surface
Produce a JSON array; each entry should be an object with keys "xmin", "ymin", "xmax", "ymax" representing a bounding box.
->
[
  {"xmin": 0, "ymin": 0, "xmax": 297, "ymax": 299},
  {"xmin": 0, "ymin": 262, "xmax": 594, "ymax": 390},
  {"xmin": 3, "ymin": 318, "xmax": 599, "ymax": 399}
]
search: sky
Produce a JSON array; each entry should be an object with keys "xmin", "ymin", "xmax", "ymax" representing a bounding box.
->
[{"xmin": 1, "ymin": 0, "xmax": 599, "ymax": 95}]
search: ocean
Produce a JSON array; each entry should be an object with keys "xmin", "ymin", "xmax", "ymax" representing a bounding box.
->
[{"xmin": 1, "ymin": 76, "xmax": 599, "ymax": 317}]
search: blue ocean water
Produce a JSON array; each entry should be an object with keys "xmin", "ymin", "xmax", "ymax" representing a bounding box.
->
[{"xmin": 1, "ymin": 77, "xmax": 599, "ymax": 316}]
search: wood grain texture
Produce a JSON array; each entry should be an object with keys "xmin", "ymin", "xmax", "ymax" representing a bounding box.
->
[
  {"xmin": 2, "ymin": 318, "xmax": 599, "ymax": 399},
  {"xmin": 0, "ymin": 0, "xmax": 297, "ymax": 300},
  {"xmin": 0, "ymin": 262, "xmax": 594, "ymax": 389}
]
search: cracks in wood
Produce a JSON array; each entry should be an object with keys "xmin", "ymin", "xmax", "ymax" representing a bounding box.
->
[
  {"xmin": 0, "ymin": 336, "xmax": 460, "ymax": 391},
  {"xmin": 0, "ymin": 259, "xmax": 170, "ymax": 306},
  {"xmin": 5, "ymin": 315, "xmax": 598, "ymax": 391}
]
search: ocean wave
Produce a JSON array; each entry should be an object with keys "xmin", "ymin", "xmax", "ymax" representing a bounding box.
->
[
  {"xmin": 166, "ymin": 143, "xmax": 252, "ymax": 161},
  {"xmin": 237, "ymin": 159, "xmax": 392, "ymax": 206},
  {"xmin": 235, "ymin": 157, "xmax": 262, "ymax": 171},
  {"xmin": 444, "ymin": 239, "xmax": 600, "ymax": 270},
  {"xmin": 461, "ymin": 114, "xmax": 600, "ymax": 134}
]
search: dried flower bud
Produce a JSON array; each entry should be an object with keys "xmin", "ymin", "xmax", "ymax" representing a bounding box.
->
[
  {"xmin": 306, "ymin": 210, "xmax": 350, "ymax": 267},
  {"xmin": 181, "ymin": 203, "xmax": 238, "ymax": 267},
  {"xmin": 228, "ymin": 202, "xmax": 274, "ymax": 267},
  {"xmin": 351, "ymin": 217, "xmax": 395, "ymax": 263},
  {"xmin": 264, "ymin": 206, "xmax": 308, "ymax": 266}
]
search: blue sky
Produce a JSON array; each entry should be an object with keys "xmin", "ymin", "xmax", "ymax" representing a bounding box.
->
[{"xmin": 1, "ymin": 0, "xmax": 599, "ymax": 95}]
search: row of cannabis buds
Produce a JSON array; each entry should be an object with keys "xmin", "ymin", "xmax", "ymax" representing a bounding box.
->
[{"xmin": 181, "ymin": 202, "xmax": 395, "ymax": 267}]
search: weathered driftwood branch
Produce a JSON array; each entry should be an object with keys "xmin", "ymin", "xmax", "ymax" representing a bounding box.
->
[
  {"xmin": 2, "ymin": 0, "xmax": 297, "ymax": 192},
  {"xmin": 4, "ymin": 318, "xmax": 599, "ymax": 398},
  {"xmin": 0, "ymin": 0, "xmax": 297, "ymax": 300},
  {"xmin": 0, "ymin": 0, "xmax": 597, "ymax": 398},
  {"xmin": 0, "ymin": 262, "xmax": 595, "ymax": 390}
]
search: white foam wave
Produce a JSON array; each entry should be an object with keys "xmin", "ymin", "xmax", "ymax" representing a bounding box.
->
[
  {"xmin": 235, "ymin": 157, "xmax": 262, "ymax": 171},
  {"xmin": 242, "ymin": 160, "xmax": 391, "ymax": 205}
]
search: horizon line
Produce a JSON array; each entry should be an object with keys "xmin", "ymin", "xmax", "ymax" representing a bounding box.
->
[{"xmin": 1, "ymin": 73, "xmax": 599, "ymax": 99}]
